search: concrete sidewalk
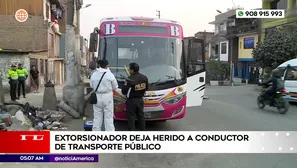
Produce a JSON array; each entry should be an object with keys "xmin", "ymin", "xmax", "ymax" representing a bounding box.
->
[
  {"xmin": 4, "ymin": 84, "xmax": 64, "ymax": 107},
  {"xmin": 205, "ymin": 84, "xmax": 260, "ymax": 96}
]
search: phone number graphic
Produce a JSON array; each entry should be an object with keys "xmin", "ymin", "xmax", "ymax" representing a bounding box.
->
[{"xmin": 236, "ymin": 10, "xmax": 285, "ymax": 18}]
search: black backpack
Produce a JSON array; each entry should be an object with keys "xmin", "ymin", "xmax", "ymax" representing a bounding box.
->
[{"xmin": 276, "ymin": 78, "xmax": 284, "ymax": 91}]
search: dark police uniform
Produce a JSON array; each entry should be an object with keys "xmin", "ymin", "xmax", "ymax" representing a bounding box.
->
[
  {"xmin": 6, "ymin": 65, "xmax": 18, "ymax": 101},
  {"xmin": 16, "ymin": 65, "xmax": 28, "ymax": 98},
  {"xmin": 122, "ymin": 72, "xmax": 148, "ymax": 131}
]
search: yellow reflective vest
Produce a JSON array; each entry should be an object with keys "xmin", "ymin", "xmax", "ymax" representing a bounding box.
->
[
  {"xmin": 6, "ymin": 69, "xmax": 18, "ymax": 80},
  {"xmin": 16, "ymin": 68, "xmax": 28, "ymax": 77}
]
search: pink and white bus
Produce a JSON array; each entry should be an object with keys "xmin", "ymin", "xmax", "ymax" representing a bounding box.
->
[{"xmin": 93, "ymin": 16, "xmax": 206, "ymax": 121}]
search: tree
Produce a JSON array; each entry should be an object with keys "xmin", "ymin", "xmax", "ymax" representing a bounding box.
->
[
  {"xmin": 252, "ymin": 27, "xmax": 297, "ymax": 69},
  {"xmin": 207, "ymin": 57, "xmax": 230, "ymax": 81}
]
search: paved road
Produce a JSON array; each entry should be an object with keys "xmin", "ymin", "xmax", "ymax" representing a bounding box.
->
[{"xmin": 2, "ymin": 85, "xmax": 297, "ymax": 168}]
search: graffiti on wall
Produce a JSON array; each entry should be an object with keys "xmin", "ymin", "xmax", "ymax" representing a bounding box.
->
[{"xmin": 0, "ymin": 53, "xmax": 29, "ymax": 87}]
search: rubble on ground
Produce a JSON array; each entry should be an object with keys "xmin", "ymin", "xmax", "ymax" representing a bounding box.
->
[{"xmin": 1, "ymin": 102, "xmax": 69, "ymax": 131}]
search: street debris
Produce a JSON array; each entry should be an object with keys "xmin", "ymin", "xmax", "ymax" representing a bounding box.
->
[
  {"xmin": 57, "ymin": 100, "xmax": 80, "ymax": 119},
  {"xmin": 2, "ymin": 102, "xmax": 69, "ymax": 131}
]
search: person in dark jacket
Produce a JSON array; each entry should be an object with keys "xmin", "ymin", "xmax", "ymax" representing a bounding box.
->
[
  {"xmin": 30, "ymin": 65, "xmax": 39, "ymax": 93},
  {"xmin": 88, "ymin": 57, "xmax": 98, "ymax": 79},
  {"xmin": 16, "ymin": 63, "xmax": 28, "ymax": 99},
  {"xmin": 121, "ymin": 62, "xmax": 148, "ymax": 131},
  {"xmin": 261, "ymin": 69, "xmax": 284, "ymax": 100}
]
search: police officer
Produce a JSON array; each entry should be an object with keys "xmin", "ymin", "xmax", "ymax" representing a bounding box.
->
[
  {"xmin": 121, "ymin": 62, "xmax": 148, "ymax": 131},
  {"xmin": 16, "ymin": 63, "xmax": 28, "ymax": 99},
  {"xmin": 6, "ymin": 64, "xmax": 18, "ymax": 101}
]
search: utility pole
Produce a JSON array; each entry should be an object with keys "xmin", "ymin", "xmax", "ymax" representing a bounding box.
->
[
  {"xmin": 156, "ymin": 10, "xmax": 160, "ymax": 18},
  {"xmin": 63, "ymin": 0, "xmax": 85, "ymax": 115},
  {"xmin": 65, "ymin": 0, "xmax": 76, "ymax": 86},
  {"xmin": 230, "ymin": 39, "xmax": 234, "ymax": 86},
  {"xmin": 217, "ymin": 22, "xmax": 221, "ymax": 61},
  {"xmin": 75, "ymin": 6, "xmax": 82, "ymax": 83}
]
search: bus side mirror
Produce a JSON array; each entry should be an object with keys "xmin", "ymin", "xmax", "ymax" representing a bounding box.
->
[{"xmin": 89, "ymin": 32, "xmax": 99, "ymax": 52}]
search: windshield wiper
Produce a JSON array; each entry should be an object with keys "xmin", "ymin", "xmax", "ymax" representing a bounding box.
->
[
  {"xmin": 150, "ymin": 78, "xmax": 161, "ymax": 86},
  {"xmin": 150, "ymin": 75, "xmax": 178, "ymax": 86},
  {"xmin": 165, "ymin": 75, "xmax": 176, "ymax": 80},
  {"xmin": 115, "ymin": 74, "xmax": 133, "ymax": 82}
]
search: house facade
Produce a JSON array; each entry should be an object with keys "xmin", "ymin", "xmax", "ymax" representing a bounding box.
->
[
  {"xmin": 208, "ymin": 9, "xmax": 237, "ymax": 62},
  {"xmin": 194, "ymin": 31, "xmax": 214, "ymax": 60},
  {"xmin": 225, "ymin": 15, "xmax": 261, "ymax": 84},
  {"xmin": 0, "ymin": 0, "xmax": 65, "ymax": 91},
  {"xmin": 262, "ymin": 0, "xmax": 297, "ymax": 40}
]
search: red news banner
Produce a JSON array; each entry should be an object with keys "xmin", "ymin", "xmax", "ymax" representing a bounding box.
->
[{"xmin": 0, "ymin": 131, "xmax": 50, "ymax": 153}]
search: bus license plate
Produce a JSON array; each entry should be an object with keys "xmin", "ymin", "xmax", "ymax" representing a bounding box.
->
[{"xmin": 144, "ymin": 112, "xmax": 151, "ymax": 118}]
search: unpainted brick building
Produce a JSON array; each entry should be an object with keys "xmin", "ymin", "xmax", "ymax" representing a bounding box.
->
[{"xmin": 0, "ymin": 0, "xmax": 66, "ymax": 92}]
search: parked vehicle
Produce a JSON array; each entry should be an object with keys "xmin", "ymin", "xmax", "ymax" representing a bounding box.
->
[{"xmin": 277, "ymin": 58, "xmax": 297, "ymax": 103}]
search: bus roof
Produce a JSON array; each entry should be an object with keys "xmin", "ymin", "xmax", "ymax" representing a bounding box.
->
[
  {"xmin": 100, "ymin": 16, "xmax": 181, "ymax": 25},
  {"xmin": 278, "ymin": 58, "xmax": 297, "ymax": 68}
]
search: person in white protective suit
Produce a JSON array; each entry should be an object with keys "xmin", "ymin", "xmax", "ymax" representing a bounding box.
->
[{"xmin": 90, "ymin": 59, "xmax": 118, "ymax": 131}]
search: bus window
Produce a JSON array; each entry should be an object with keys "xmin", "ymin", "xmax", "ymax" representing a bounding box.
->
[{"xmin": 285, "ymin": 68, "xmax": 297, "ymax": 80}]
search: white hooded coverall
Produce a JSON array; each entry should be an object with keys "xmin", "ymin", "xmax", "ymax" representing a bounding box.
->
[{"xmin": 90, "ymin": 68, "xmax": 118, "ymax": 131}]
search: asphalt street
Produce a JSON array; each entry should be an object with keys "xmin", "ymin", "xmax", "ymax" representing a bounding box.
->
[{"xmin": 2, "ymin": 85, "xmax": 297, "ymax": 168}]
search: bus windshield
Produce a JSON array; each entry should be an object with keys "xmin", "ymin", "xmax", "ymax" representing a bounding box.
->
[{"xmin": 99, "ymin": 36, "xmax": 186, "ymax": 87}]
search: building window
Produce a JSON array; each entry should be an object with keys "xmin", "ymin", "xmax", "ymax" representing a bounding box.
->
[
  {"xmin": 244, "ymin": 37, "xmax": 255, "ymax": 49},
  {"xmin": 271, "ymin": 1, "xmax": 277, "ymax": 9},
  {"xmin": 221, "ymin": 42, "xmax": 227, "ymax": 54},
  {"xmin": 270, "ymin": 0, "xmax": 288, "ymax": 9},
  {"xmin": 277, "ymin": 0, "xmax": 287, "ymax": 9},
  {"xmin": 215, "ymin": 44, "xmax": 218, "ymax": 55},
  {"xmin": 46, "ymin": 4, "xmax": 50, "ymax": 19},
  {"xmin": 219, "ymin": 23, "xmax": 226, "ymax": 31}
]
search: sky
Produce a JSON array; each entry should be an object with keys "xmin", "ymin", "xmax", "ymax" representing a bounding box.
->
[{"xmin": 80, "ymin": 0, "xmax": 262, "ymax": 39}]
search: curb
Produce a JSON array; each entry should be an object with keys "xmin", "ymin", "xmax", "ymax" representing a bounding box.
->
[{"xmin": 203, "ymin": 96, "xmax": 210, "ymax": 99}]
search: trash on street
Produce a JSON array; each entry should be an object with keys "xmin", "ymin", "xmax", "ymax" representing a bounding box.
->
[{"xmin": 3, "ymin": 102, "xmax": 69, "ymax": 131}]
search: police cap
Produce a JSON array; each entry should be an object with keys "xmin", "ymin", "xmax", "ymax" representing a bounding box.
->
[
  {"xmin": 129, "ymin": 62, "xmax": 139, "ymax": 72},
  {"xmin": 98, "ymin": 59, "xmax": 108, "ymax": 68},
  {"xmin": 11, "ymin": 64, "xmax": 16, "ymax": 67}
]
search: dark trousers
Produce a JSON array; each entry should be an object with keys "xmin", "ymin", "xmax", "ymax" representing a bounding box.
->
[
  {"xmin": 18, "ymin": 80, "xmax": 26, "ymax": 97},
  {"xmin": 9, "ymin": 80, "xmax": 18, "ymax": 101},
  {"xmin": 265, "ymin": 86, "xmax": 276, "ymax": 97},
  {"xmin": 126, "ymin": 98, "xmax": 145, "ymax": 131}
]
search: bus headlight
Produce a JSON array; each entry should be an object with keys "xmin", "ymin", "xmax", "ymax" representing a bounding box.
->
[
  {"xmin": 114, "ymin": 97, "xmax": 126, "ymax": 105},
  {"xmin": 163, "ymin": 93, "xmax": 185, "ymax": 105}
]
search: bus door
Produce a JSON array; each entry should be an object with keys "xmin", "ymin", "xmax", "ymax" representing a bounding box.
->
[{"xmin": 185, "ymin": 38, "xmax": 206, "ymax": 107}]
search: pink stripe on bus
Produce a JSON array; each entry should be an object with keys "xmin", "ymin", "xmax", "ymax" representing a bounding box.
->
[{"xmin": 99, "ymin": 21, "xmax": 184, "ymax": 39}]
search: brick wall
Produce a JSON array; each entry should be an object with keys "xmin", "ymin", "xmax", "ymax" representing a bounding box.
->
[
  {"xmin": 0, "ymin": 53, "xmax": 30, "ymax": 91},
  {"xmin": 0, "ymin": 15, "xmax": 48, "ymax": 51}
]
